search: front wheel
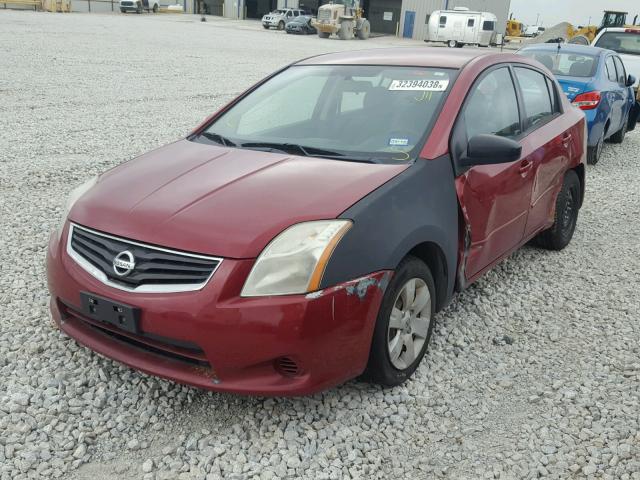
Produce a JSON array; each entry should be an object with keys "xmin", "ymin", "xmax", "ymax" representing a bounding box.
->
[
  {"xmin": 152, "ymin": 3, "xmax": 158, "ymax": 12},
  {"xmin": 120, "ymin": 7, "xmax": 126, "ymax": 12},
  {"xmin": 362, "ymin": 257, "xmax": 435, "ymax": 387},
  {"xmin": 534, "ymin": 170, "xmax": 581, "ymax": 251},
  {"xmin": 277, "ymin": 20, "xmax": 285, "ymax": 30},
  {"xmin": 338, "ymin": 20, "xmax": 354, "ymax": 40},
  {"xmin": 447, "ymin": 39, "xmax": 457, "ymax": 48}
]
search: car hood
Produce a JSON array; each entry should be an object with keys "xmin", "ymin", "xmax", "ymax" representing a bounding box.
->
[
  {"xmin": 556, "ymin": 76, "xmax": 591, "ymax": 101},
  {"xmin": 69, "ymin": 140, "xmax": 407, "ymax": 259}
]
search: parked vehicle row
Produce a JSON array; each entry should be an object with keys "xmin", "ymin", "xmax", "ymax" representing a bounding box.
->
[
  {"xmin": 262, "ymin": 8, "xmax": 308, "ymax": 30},
  {"xmin": 518, "ymin": 43, "xmax": 636, "ymax": 164},
  {"xmin": 48, "ymin": 48, "xmax": 588, "ymax": 396}
]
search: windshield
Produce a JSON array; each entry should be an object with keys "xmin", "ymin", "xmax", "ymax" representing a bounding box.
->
[
  {"xmin": 519, "ymin": 50, "xmax": 598, "ymax": 77},
  {"xmin": 195, "ymin": 65, "xmax": 455, "ymax": 163},
  {"xmin": 595, "ymin": 31, "xmax": 640, "ymax": 56}
]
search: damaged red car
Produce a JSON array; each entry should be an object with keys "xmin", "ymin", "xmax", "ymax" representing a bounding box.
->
[{"xmin": 47, "ymin": 48, "xmax": 586, "ymax": 396}]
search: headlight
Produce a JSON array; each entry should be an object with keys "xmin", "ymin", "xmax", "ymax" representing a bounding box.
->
[
  {"xmin": 241, "ymin": 220, "xmax": 352, "ymax": 297},
  {"xmin": 58, "ymin": 176, "xmax": 98, "ymax": 234}
]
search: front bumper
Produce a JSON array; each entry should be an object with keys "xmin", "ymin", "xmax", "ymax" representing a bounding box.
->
[
  {"xmin": 47, "ymin": 224, "xmax": 390, "ymax": 396},
  {"xmin": 312, "ymin": 20, "xmax": 338, "ymax": 34}
]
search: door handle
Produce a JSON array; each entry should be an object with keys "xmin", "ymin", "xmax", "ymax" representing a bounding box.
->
[{"xmin": 519, "ymin": 159, "xmax": 533, "ymax": 175}]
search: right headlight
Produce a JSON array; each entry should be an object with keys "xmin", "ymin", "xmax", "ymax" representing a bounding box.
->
[
  {"xmin": 241, "ymin": 220, "xmax": 352, "ymax": 297},
  {"xmin": 57, "ymin": 176, "xmax": 98, "ymax": 236}
]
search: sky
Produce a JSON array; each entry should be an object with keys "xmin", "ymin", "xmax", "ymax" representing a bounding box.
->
[{"xmin": 509, "ymin": 0, "xmax": 640, "ymax": 28}]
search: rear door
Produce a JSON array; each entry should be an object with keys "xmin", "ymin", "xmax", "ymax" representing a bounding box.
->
[
  {"xmin": 604, "ymin": 55, "xmax": 623, "ymax": 133},
  {"xmin": 453, "ymin": 66, "xmax": 533, "ymax": 281},
  {"xmin": 512, "ymin": 66, "xmax": 570, "ymax": 238}
]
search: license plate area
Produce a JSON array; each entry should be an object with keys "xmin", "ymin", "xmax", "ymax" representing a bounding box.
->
[{"xmin": 80, "ymin": 292, "xmax": 140, "ymax": 334}]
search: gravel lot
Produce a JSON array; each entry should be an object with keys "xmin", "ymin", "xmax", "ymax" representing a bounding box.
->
[{"xmin": 1, "ymin": 10, "xmax": 639, "ymax": 480}]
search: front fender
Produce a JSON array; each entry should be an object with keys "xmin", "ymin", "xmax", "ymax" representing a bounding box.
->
[{"xmin": 322, "ymin": 155, "xmax": 459, "ymax": 309}]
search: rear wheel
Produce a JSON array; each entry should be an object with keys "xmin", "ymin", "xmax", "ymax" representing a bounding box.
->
[
  {"xmin": 587, "ymin": 130, "xmax": 604, "ymax": 165},
  {"xmin": 338, "ymin": 20, "xmax": 353, "ymax": 40},
  {"xmin": 362, "ymin": 257, "xmax": 435, "ymax": 387},
  {"xmin": 534, "ymin": 170, "xmax": 581, "ymax": 251},
  {"xmin": 610, "ymin": 114, "xmax": 628, "ymax": 143},
  {"xmin": 317, "ymin": 31, "xmax": 330, "ymax": 38},
  {"xmin": 447, "ymin": 40, "xmax": 457, "ymax": 48}
]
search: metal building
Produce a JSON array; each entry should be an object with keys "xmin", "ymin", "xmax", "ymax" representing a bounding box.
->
[{"xmin": 183, "ymin": 0, "xmax": 511, "ymax": 40}]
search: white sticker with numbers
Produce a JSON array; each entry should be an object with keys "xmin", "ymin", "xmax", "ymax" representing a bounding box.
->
[{"xmin": 388, "ymin": 79, "xmax": 449, "ymax": 91}]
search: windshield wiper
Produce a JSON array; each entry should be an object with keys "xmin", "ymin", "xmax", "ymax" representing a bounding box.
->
[
  {"xmin": 240, "ymin": 142, "xmax": 346, "ymax": 158},
  {"xmin": 200, "ymin": 131, "xmax": 237, "ymax": 147}
]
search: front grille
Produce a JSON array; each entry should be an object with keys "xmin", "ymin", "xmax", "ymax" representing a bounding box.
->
[
  {"xmin": 67, "ymin": 224, "xmax": 222, "ymax": 293},
  {"xmin": 317, "ymin": 9, "xmax": 330, "ymax": 21},
  {"xmin": 120, "ymin": 1, "xmax": 133, "ymax": 5}
]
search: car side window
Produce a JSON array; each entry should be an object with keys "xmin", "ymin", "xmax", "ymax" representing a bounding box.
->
[
  {"xmin": 286, "ymin": 11, "xmax": 292, "ymax": 17},
  {"xmin": 605, "ymin": 56, "xmax": 617, "ymax": 82},
  {"xmin": 613, "ymin": 56, "xmax": 626, "ymax": 84},
  {"xmin": 545, "ymin": 76, "xmax": 560, "ymax": 113},
  {"xmin": 463, "ymin": 67, "xmax": 521, "ymax": 139},
  {"xmin": 514, "ymin": 67, "xmax": 553, "ymax": 129}
]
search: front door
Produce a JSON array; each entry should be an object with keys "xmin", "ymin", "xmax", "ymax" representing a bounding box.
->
[{"xmin": 454, "ymin": 66, "xmax": 533, "ymax": 282}]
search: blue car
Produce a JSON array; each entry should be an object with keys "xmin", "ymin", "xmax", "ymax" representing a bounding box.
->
[{"xmin": 518, "ymin": 43, "xmax": 636, "ymax": 164}]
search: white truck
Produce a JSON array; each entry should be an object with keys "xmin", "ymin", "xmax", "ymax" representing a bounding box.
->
[
  {"xmin": 425, "ymin": 7, "xmax": 497, "ymax": 48},
  {"xmin": 119, "ymin": 0, "xmax": 159, "ymax": 13},
  {"xmin": 592, "ymin": 27, "xmax": 640, "ymax": 129},
  {"xmin": 262, "ymin": 8, "xmax": 307, "ymax": 30}
]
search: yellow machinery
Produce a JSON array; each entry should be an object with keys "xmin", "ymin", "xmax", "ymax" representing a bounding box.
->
[
  {"xmin": 506, "ymin": 19, "xmax": 523, "ymax": 37},
  {"xmin": 567, "ymin": 10, "xmax": 638, "ymax": 44}
]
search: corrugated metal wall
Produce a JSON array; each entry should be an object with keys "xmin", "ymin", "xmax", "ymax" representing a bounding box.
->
[{"xmin": 399, "ymin": 0, "xmax": 510, "ymax": 41}]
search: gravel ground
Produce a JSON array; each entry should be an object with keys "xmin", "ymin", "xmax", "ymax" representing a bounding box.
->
[{"xmin": 1, "ymin": 10, "xmax": 639, "ymax": 480}]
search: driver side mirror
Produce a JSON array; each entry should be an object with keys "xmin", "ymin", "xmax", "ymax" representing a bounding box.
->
[
  {"xmin": 460, "ymin": 134, "xmax": 522, "ymax": 167},
  {"xmin": 626, "ymin": 74, "xmax": 636, "ymax": 87}
]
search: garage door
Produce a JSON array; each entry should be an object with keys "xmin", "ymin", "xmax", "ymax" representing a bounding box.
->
[{"xmin": 365, "ymin": 0, "xmax": 400, "ymax": 34}]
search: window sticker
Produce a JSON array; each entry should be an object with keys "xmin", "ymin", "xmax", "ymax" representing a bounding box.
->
[
  {"xmin": 389, "ymin": 137, "xmax": 409, "ymax": 146},
  {"xmin": 388, "ymin": 79, "xmax": 449, "ymax": 91}
]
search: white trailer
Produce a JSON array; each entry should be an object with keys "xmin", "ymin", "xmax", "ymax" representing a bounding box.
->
[{"xmin": 425, "ymin": 7, "xmax": 497, "ymax": 48}]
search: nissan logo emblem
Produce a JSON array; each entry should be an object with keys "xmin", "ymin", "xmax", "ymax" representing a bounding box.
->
[{"xmin": 113, "ymin": 251, "xmax": 136, "ymax": 277}]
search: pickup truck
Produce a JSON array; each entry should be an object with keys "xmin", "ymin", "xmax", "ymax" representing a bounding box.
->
[{"xmin": 119, "ymin": 0, "xmax": 159, "ymax": 13}]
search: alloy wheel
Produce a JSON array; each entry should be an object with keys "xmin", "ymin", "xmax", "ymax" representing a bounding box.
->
[{"xmin": 387, "ymin": 278, "xmax": 431, "ymax": 370}]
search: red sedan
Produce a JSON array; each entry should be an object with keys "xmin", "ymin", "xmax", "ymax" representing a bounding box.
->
[{"xmin": 47, "ymin": 48, "xmax": 586, "ymax": 396}]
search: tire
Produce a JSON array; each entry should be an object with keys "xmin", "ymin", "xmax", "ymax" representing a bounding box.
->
[
  {"xmin": 120, "ymin": 7, "xmax": 126, "ymax": 12},
  {"xmin": 317, "ymin": 31, "xmax": 330, "ymax": 38},
  {"xmin": 356, "ymin": 19, "xmax": 370, "ymax": 39},
  {"xmin": 610, "ymin": 114, "xmax": 628, "ymax": 144},
  {"xmin": 136, "ymin": 2, "xmax": 142, "ymax": 13},
  {"xmin": 455, "ymin": 43, "xmax": 464, "ymax": 48},
  {"xmin": 628, "ymin": 102, "xmax": 639, "ymax": 132},
  {"xmin": 534, "ymin": 170, "xmax": 581, "ymax": 251},
  {"xmin": 338, "ymin": 20, "xmax": 353, "ymax": 40},
  {"xmin": 152, "ymin": 3, "xmax": 157, "ymax": 12},
  {"xmin": 277, "ymin": 20, "xmax": 285, "ymax": 30},
  {"xmin": 263, "ymin": 24, "xmax": 269, "ymax": 29},
  {"xmin": 362, "ymin": 256, "xmax": 436, "ymax": 387},
  {"xmin": 587, "ymin": 129, "xmax": 604, "ymax": 165},
  {"xmin": 447, "ymin": 40, "xmax": 457, "ymax": 48}
]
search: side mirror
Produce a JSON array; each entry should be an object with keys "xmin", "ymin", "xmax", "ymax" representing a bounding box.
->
[
  {"xmin": 626, "ymin": 74, "xmax": 636, "ymax": 87},
  {"xmin": 460, "ymin": 134, "xmax": 522, "ymax": 166}
]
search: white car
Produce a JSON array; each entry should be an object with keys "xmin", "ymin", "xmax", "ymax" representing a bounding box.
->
[
  {"xmin": 262, "ymin": 8, "xmax": 306, "ymax": 30},
  {"xmin": 120, "ymin": 0, "xmax": 159, "ymax": 13},
  {"xmin": 593, "ymin": 27, "xmax": 640, "ymax": 129}
]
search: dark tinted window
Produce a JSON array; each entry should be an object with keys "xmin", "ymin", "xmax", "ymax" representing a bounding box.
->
[
  {"xmin": 439, "ymin": 15, "xmax": 447, "ymax": 27},
  {"xmin": 467, "ymin": 19, "xmax": 474, "ymax": 27},
  {"xmin": 482, "ymin": 20, "xmax": 495, "ymax": 31},
  {"xmin": 595, "ymin": 31, "xmax": 640, "ymax": 55},
  {"xmin": 464, "ymin": 68, "xmax": 521, "ymax": 139},
  {"xmin": 605, "ymin": 56, "xmax": 618, "ymax": 82},
  {"xmin": 514, "ymin": 67, "xmax": 553, "ymax": 127},
  {"xmin": 613, "ymin": 56, "xmax": 627, "ymax": 84}
]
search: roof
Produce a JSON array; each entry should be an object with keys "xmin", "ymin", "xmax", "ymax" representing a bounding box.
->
[
  {"xmin": 296, "ymin": 48, "xmax": 499, "ymax": 69},
  {"xmin": 519, "ymin": 43, "xmax": 608, "ymax": 56}
]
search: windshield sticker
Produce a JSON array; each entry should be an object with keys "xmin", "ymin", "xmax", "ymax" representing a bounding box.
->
[
  {"xmin": 389, "ymin": 137, "xmax": 409, "ymax": 146},
  {"xmin": 389, "ymin": 79, "xmax": 449, "ymax": 91}
]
